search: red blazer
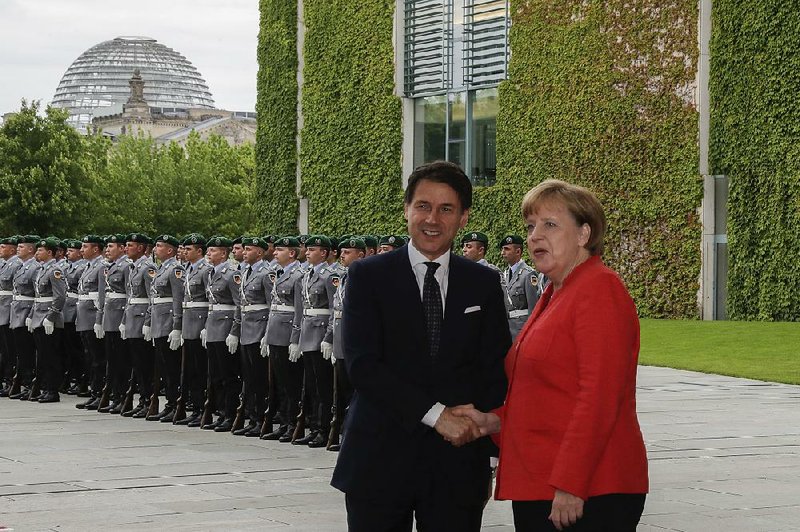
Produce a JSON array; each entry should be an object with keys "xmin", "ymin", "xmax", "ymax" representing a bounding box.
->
[{"xmin": 493, "ymin": 255, "xmax": 648, "ymax": 501}]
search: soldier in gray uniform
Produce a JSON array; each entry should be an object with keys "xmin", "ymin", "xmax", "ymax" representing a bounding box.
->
[
  {"xmin": 120, "ymin": 233, "xmax": 157, "ymax": 418},
  {"xmin": 30, "ymin": 237, "xmax": 68, "ymax": 403},
  {"xmin": 0, "ymin": 236, "xmax": 22, "ymax": 397},
  {"xmin": 95, "ymin": 234, "xmax": 132, "ymax": 413},
  {"xmin": 461, "ymin": 231, "xmax": 502, "ymax": 275},
  {"xmin": 324, "ymin": 237, "xmax": 366, "ymax": 451},
  {"xmin": 63, "ymin": 239, "xmax": 88, "ymax": 396},
  {"xmin": 499, "ymin": 234, "xmax": 542, "ymax": 339},
  {"xmin": 74, "ymin": 235, "xmax": 108, "ymax": 409},
  {"xmin": 378, "ymin": 234, "xmax": 405, "ymax": 254},
  {"xmin": 201, "ymin": 236, "xmax": 242, "ymax": 432},
  {"xmin": 9, "ymin": 235, "xmax": 41, "ymax": 399},
  {"xmin": 233, "ymin": 236, "xmax": 273, "ymax": 437},
  {"xmin": 261, "ymin": 236, "xmax": 305, "ymax": 442},
  {"xmin": 145, "ymin": 234, "xmax": 185, "ymax": 422},
  {"xmin": 177, "ymin": 233, "xmax": 211, "ymax": 427},
  {"xmin": 291, "ymin": 235, "xmax": 338, "ymax": 448}
]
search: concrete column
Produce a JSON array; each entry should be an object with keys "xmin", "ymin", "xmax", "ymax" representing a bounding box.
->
[
  {"xmin": 396, "ymin": 1, "xmax": 415, "ymax": 189},
  {"xmin": 698, "ymin": 0, "xmax": 715, "ymax": 319},
  {"xmin": 296, "ymin": 0, "xmax": 308, "ymax": 233}
]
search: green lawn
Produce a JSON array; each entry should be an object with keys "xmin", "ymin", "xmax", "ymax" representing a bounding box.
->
[{"xmin": 639, "ymin": 319, "xmax": 800, "ymax": 385}]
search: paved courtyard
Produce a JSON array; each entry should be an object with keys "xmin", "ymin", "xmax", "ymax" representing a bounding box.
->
[{"xmin": 1, "ymin": 366, "xmax": 799, "ymax": 531}]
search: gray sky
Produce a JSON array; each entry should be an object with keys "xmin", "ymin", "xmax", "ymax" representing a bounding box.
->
[{"xmin": 0, "ymin": 0, "xmax": 258, "ymax": 114}]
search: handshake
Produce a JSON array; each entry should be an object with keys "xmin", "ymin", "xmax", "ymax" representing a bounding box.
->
[{"xmin": 434, "ymin": 404, "xmax": 501, "ymax": 447}]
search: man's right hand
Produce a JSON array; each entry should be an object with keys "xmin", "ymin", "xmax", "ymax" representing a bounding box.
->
[{"xmin": 434, "ymin": 407, "xmax": 481, "ymax": 447}]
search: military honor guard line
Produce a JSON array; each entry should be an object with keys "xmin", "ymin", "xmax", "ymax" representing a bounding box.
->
[{"xmin": 0, "ymin": 230, "xmax": 543, "ymax": 451}]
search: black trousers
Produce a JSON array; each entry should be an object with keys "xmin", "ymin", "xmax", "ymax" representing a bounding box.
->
[
  {"xmin": 0, "ymin": 324, "xmax": 16, "ymax": 384},
  {"xmin": 512, "ymin": 494, "xmax": 646, "ymax": 531},
  {"xmin": 241, "ymin": 343, "xmax": 267, "ymax": 422},
  {"xmin": 79, "ymin": 330, "xmax": 105, "ymax": 394},
  {"xmin": 128, "ymin": 337, "xmax": 155, "ymax": 404},
  {"xmin": 269, "ymin": 344, "xmax": 303, "ymax": 425},
  {"xmin": 12, "ymin": 327, "xmax": 35, "ymax": 386},
  {"xmin": 103, "ymin": 331, "xmax": 129, "ymax": 401},
  {"xmin": 62, "ymin": 322, "xmax": 83, "ymax": 386},
  {"xmin": 182, "ymin": 338, "xmax": 207, "ymax": 412},
  {"xmin": 32, "ymin": 327, "xmax": 64, "ymax": 392},
  {"xmin": 207, "ymin": 341, "xmax": 240, "ymax": 419},
  {"xmin": 155, "ymin": 336, "xmax": 180, "ymax": 406},
  {"xmin": 306, "ymin": 350, "xmax": 334, "ymax": 431},
  {"xmin": 332, "ymin": 358, "xmax": 354, "ymax": 433}
]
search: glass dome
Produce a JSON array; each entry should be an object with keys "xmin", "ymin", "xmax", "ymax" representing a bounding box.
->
[{"xmin": 52, "ymin": 36, "xmax": 215, "ymax": 131}]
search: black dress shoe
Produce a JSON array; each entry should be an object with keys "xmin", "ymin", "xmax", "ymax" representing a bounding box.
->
[
  {"xmin": 122, "ymin": 403, "xmax": 143, "ymax": 417},
  {"xmin": 278, "ymin": 425, "xmax": 296, "ymax": 443},
  {"xmin": 293, "ymin": 430, "xmax": 318, "ymax": 446},
  {"xmin": 98, "ymin": 402, "xmax": 115, "ymax": 413},
  {"xmin": 187, "ymin": 416, "xmax": 203, "ymax": 428},
  {"xmin": 262, "ymin": 425, "xmax": 287, "ymax": 441},
  {"xmin": 147, "ymin": 406, "xmax": 173, "ymax": 421},
  {"xmin": 66, "ymin": 384, "xmax": 80, "ymax": 395},
  {"xmin": 38, "ymin": 391, "xmax": 60, "ymax": 403},
  {"xmin": 245, "ymin": 424, "xmax": 263, "ymax": 437},
  {"xmin": 9, "ymin": 389, "xmax": 28, "ymax": 400},
  {"xmin": 233, "ymin": 421, "xmax": 257, "ymax": 436},
  {"xmin": 175, "ymin": 411, "xmax": 200, "ymax": 426},
  {"xmin": 109, "ymin": 402, "xmax": 124, "ymax": 414},
  {"xmin": 202, "ymin": 417, "xmax": 223, "ymax": 430},
  {"xmin": 159, "ymin": 409, "xmax": 176, "ymax": 422},
  {"xmin": 327, "ymin": 443, "xmax": 341, "ymax": 452},
  {"xmin": 27, "ymin": 392, "xmax": 43, "ymax": 402},
  {"xmin": 0, "ymin": 385, "xmax": 10, "ymax": 398},
  {"xmin": 213, "ymin": 419, "xmax": 234, "ymax": 432},
  {"xmin": 307, "ymin": 432, "xmax": 328, "ymax": 448},
  {"xmin": 132, "ymin": 406, "xmax": 149, "ymax": 418}
]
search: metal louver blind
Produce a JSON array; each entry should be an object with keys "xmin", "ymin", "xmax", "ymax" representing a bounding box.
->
[
  {"xmin": 463, "ymin": 0, "xmax": 509, "ymax": 88},
  {"xmin": 404, "ymin": 0, "xmax": 453, "ymax": 96}
]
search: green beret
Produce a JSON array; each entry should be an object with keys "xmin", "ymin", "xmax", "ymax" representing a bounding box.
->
[
  {"xmin": 261, "ymin": 235, "xmax": 277, "ymax": 244},
  {"xmin": 56, "ymin": 239, "xmax": 69, "ymax": 251},
  {"xmin": 242, "ymin": 236, "xmax": 267, "ymax": 248},
  {"xmin": 155, "ymin": 234, "xmax": 180, "ymax": 248},
  {"xmin": 106, "ymin": 234, "xmax": 126, "ymax": 244},
  {"xmin": 81, "ymin": 234, "xmax": 104, "ymax": 245},
  {"xmin": 298, "ymin": 234, "xmax": 310, "ymax": 245},
  {"xmin": 67, "ymin": 239, "xmax": 82, "ymax": 249},
  {"xmin": 37, "ymin": 236, "xmax": 60, "ymax": 251},
  {"xmin": 127, "ymin": 233, "xmax": 152, "ymax": 245},
  {"xmin": 231, "ymin": 236, "xmax": 243, "ymax": 245},
  {"xmin": 499, "ymin": 234, "xmax": 524, "ymax": 248},
  {"xmin": 1, "ymin": 236, "xmax": 19, "ymax": 245},
  {"xmin": 275, "ymin": 236, "xmax": 300, "ymax": 248},
  {"xmin": 379, "ymin": 235, "xmax": 406, "ymax": 248},
  {"xmin": 340, "ymin": 237, "xmax": 367, "ymax": 251},
  {"xmin": 361, "ymin": 235, "xmax": 378, "ymax": 248},
  {"xmin": 19, "ymin": 235, "xmax": 41, "ymax": 244},
  {"xmin": 181, "ymin": 233, "xmax": 206, "ymax": 246},
  {"xmin": 305, "ymin": 235, "xmax": 332, "ymax": 249},
  {"xmin": 461, "ymin": 231, "xmax": 489, "ymax": 246},
  {"xmin": 207, "ymin": 235, "xmax": 233, "ymax": 248}
]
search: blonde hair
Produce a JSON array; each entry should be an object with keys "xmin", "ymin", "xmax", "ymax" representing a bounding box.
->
[{"xmin": 521, "ymin": 179, "xmax": 606, "ymax": 256}]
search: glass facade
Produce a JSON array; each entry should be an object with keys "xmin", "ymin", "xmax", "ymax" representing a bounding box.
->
[{"xmin": 405, "ymin": 0, "xmax": 508, "ymax": 185}]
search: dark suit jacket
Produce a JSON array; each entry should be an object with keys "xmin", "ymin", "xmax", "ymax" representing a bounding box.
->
[{"xmin": 331, "ymin": 246, "xmax": 510, "ymax": 503}]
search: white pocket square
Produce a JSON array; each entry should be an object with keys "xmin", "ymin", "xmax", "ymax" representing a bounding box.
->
[{"xmin": 464, "ymin": 305, "xmax": 481, "ymax": 314}]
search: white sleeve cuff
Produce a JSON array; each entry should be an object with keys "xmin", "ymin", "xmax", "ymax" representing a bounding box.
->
[
  {"xmin": 490, "ymin": 457, "xmax": 499, "ymax": 469},
  {"xmin": 421, "ymin": 402, "xmax": 446, "ymax": 428}
]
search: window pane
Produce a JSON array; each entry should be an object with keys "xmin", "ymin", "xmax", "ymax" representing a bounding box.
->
[
  {"xmin": 470, "ymin": 87, "xmax": 498, "ymax": 185},
  {"xmin": 414, "ymin": 95, "xmax": 447, "ymax": 167}
]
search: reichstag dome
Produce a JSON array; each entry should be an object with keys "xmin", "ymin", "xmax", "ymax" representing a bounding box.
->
[{"xmin": 52, "ymin": 36, "xmax": 215, "ymax": 131}]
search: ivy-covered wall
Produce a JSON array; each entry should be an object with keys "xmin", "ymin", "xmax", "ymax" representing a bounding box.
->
[
  {"xmin": 299, "ymin": 0, "xmax": 404, "ymax": 236},
  {"xmin": 468, "ymin": 0, "xmax": 702, "ymax": 318},
  {"xmin": 255, "ymin": 0, "xmax": 299, "ymax": 235},
  {"xmin": 710, "ymin": 1, "xmax": 800, "ymax": 321}
]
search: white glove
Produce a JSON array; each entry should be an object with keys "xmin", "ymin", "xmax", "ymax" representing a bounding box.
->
[
  {"xmin": 142, "ymin": 324, "xmax": 152, "ymax": 342},
  {"xmin": 225, "ymin": 334, "xmax": 239, "ymax": 354},
  {"xmin": 168, "ymin": 329, "xmax": 182, "ymax": 351},
  {"xmin": 118, "ymin": 323, "xmax": 126, "ymax": 340},
  {"xmin": 260, "ymin": 336, "xmax": 269, "ymax": 358},
  {"xmin": 43, "ymin": 319, "xmax": 54, "ymax": 335},
  {"xmin": 321, "ymin": 341, "xmax": 333, "ymax": 360},
  {"xmin": 94, "ymin": 323, "xmax": 105, "ymax": 339},
  {"xmin": 331, "ymin": 355, "xmax": 336, "ymax": 366},
  {"xmin": 25, "ymin": 317, "xmax": 33, "ymax": 333},
  {"xmin": 288, "ymin": 343, "xmax": 301, "ymax": 362},
  {"xmin": 200, "ymin": 328, "xmax": 207, "ymax": 348}
]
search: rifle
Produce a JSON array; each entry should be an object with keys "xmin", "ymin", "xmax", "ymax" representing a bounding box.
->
[
  {"xmin": 327, "ymin": 360, "xmax": 340, "ymax": 449},
  {"xmin": 292, "ymin": 372, "xmax": 306, "ymax": 442},
  {"xmin": 120, "ymin": 368, "xmax": 135, "ymax": 415},
  {"xmin": 145, "ymin": 352, "xmax": 161, "ymax": 418},
  {"xmin": 199, "ymin": 355, "xmax": 215, "ymax": 427},
  {"xmin": 260, "ymin": 356, "xmax": 275, "ymax": 437},
  {"xmin": 172, "ymin": 343, "xmax": 188, "ymax": 423},
  {"xmin": 231, "ymin": 382, "xmax": 246, "ymax": 433}
]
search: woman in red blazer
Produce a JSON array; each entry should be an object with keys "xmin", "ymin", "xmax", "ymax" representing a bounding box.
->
[{"xmin": 458, "ymin": 179, "xmax": 648, "ymax": 530}]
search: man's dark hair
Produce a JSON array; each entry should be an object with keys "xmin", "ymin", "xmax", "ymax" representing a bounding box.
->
[{"xmin": 404, "ymin": 161, "xmax": 473, "ymax": 211}]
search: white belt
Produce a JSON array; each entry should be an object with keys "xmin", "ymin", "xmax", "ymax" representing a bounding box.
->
[
  {"xmin": 35, "ymin": 297, "xmax": 54, "ymax": 303},
  {"xmin": 0, "ymin": 290, "xmax": 13, "ymax": 296},
  {"xmin": 271, "ymin": 304, "xmax": 294, "ymax": 313},
  {"xmin": 78, "ymin": 294, "xmax": 99, "ymax": 301},
  {"xmin": 152, "ymin": 297, "xmax": 174, "ymax": 305},
  {"xmin": 105, "ymin": 292, "xmax": 127, "ymax": 300},
  {"xmin": 67, "ymin": 292, "xmax": 78, "ymax": 299},
  {"xmin": 334, "ymin": 310, "xmax": 343, "ymax": 319},
  {"xmin": 210, "ymin": 304, "xmax": 237, "ymax": 312},
  {"xmin": 304, "ymin": 308, "xmax": 331, "ymax": 317},
  {"xmin": 13, "ymin": 295, "xmax": 35, "ymax": 301},
  {"xmin": 242, "ymin": 304, "xmax": 269, "ymax": 313},
  {"xmin": 129, "ymin": 298, "xmax": 150, "ymax": 305},
  {"xmin": 509, "ymin": 309, "xmax": 529, "ymax": 319},
  {"xmin": 183, "ymin": 301, "xmax": 210, "ymax": 309}
]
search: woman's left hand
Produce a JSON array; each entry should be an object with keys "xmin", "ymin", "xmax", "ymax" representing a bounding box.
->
[{"xmin": 549, "ymin": 489, "xmax": 584, "ymax": 530}]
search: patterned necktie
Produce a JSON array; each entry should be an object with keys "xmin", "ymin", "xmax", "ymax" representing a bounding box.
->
[{"xmin": 422, "ymin": 261, "xmax": 442, "ymax": 358}]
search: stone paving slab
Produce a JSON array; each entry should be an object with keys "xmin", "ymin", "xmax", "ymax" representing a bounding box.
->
[{"xmin": 0, "ymin": 366, "xmax": 798, "ymax": 531}]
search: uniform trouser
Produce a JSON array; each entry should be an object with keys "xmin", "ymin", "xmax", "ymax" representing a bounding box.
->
[
  {"xmin": 62, "ymin": 322, "xmax": 83, "ymax": 386},
  {"xmin": 154, "ymin": 336, "xmax": 180, "ymax": 407},
  {"xmin": 333, "ymin": 358, "xmax": 354, "ymax": 433},
  {"xmin": 241, "ymin": 343, "xmax": 267, "ymax": 423},
  {"xmin": 269, "ymin": 344, "xmax": 303, "ymax": 425},
  {"xmin": 182, "ymin": 338, "xmax": 207, "ymax": 413},
  {"xmin": 103, "ymin": 331, "xmax": 129, "ymax": 402},
  {"xmin": 0, "ymin": 324, "xmax": 15, "ymax": 384},
  {"xmin": 79, "ymin": 330, "xmax": 105, "ymax": 394},
  {"xmin": 32, "ymin": 327, "xmax": 64, "ymax": 392},
  {"xmin": 12, "ymin": 327, "xmax": 35, "ymax": 387},
  {"xmin": 303, "ymin": 350, "xmax": 333, "ymax": 432},
  {"xmin": 207, "ymin": 341, "xmax": 240, "ymax": 419},
  {"xmin": 128, "ymin": 337, "xmax": 155, "ymax": 405}
]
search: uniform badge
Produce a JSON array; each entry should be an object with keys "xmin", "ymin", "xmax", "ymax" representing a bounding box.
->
[
  {"xmin": 53, "ymin": 270, "xmax": 63, "ymax": 280},
  {"xmin": 175, "ymin": 269, "xmax": 183, "ymax": 279},
  {"xmin": 233, "ymin": 274, "xmax": 242, "ymax": 285},
  {"xmin": 104, "ymin": 268, "xmax": 109, "ymax": 277},
  {"xmin": 147, "ymin": 269, "xmax": 156, "ymax": 278},
  {"xmin": 268, "ymin": 273, "xmax": 277, "ymax": 283},
  {"xmin": 331, "ymin": 276, "xmax": 340, "ymax": 287},
  {"xmin": 531, "ymin": 276, "xmax": 539, "ymax": 286}
]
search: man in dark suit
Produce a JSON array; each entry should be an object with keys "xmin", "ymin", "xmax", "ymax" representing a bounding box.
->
[{"xmin": 331, "ymin": 161, "xmax": 511, "ymax": 531}]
